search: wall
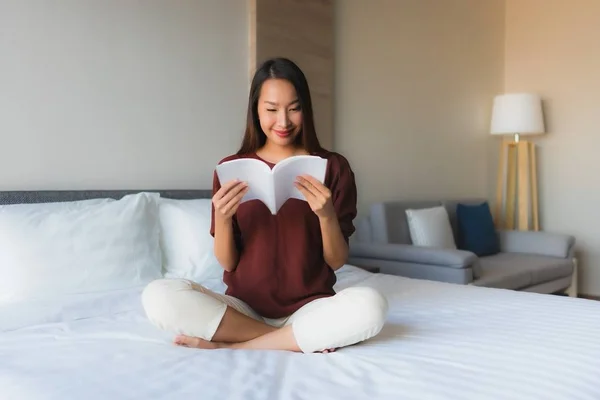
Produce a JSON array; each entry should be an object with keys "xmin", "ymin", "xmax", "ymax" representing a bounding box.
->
[
  {"xmin": 0, "ymin": 0, "xmax": 248, "ymax": 190},
  {"xmin": 334, "ymin": 0, "xmax": 505, "ymax": 216},
  {"xmin": 504, "ymin": 0, "xmax": 600, "ymax": 296}
]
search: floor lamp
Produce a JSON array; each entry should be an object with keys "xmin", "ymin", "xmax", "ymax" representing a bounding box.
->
[{"xmin": 490, "ymin": 93, "xmax": 545, "ymax": 231}]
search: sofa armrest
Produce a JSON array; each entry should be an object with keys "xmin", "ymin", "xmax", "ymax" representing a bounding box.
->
[
  {"xmin": 498, "ymin": 230, "xmax": 575, "ymax": 258},
  {"xmin": 349, "ymin": 242, "xmax": 477, "ymax": 269}
]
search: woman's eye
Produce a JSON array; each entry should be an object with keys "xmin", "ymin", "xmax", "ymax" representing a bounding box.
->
[
  {"xmin": 267, "ymin": 109, "xmax": 276, "ymax": 112},
  {"xmin": 290, "ymin": 107, "xmax": 300, "ymax": 112}
]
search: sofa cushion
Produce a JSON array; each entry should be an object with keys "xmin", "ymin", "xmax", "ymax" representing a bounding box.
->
[
  {"xmin": 405, "ymin": 206, "xmax": 457, "ymax": 249},
  {"xmin": 456, "ymin": 202, "xmax": 500, "ymax": 256},
  {"xmin": 442, "ymin": 198, "xmax": 488, "ymax": 240},
  {"xmin": 472, "ymin": 254, "xmax": 532, "ymax": 289},
  {"xmin": 369, "ymin": 201, "xmax": 441, "ymax": 244},
  {"xmin": 473, "ymin": 253, "xmax": 573, "ymax": 290}
]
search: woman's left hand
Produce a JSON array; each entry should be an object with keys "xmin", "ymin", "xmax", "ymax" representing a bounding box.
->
[{"xmin": 294, "ymin": 175, "xmax": 336, "ymax": 220}]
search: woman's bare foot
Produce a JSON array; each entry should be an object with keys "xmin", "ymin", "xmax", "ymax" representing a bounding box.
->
[
  {"xmin": 173, "ymin": 325, "xmax": 299, "ymax": 352},
  {"xmin": 175, "ymin": 334, "xmax": 337, "ymax": 354},
  {"xmin": 174, "ymin": 335, "xmax": 223, "ymax": 349}
]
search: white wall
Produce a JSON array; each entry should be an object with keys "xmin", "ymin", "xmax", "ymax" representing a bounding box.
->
[
  {"xmin": 334, "ymin": 0, "xmax": 505, "ymax": 216},
  {"xmin": 503, "ymin": 0, "xmax": 600, "ymax": 296},
  {"xmin": 0, "ymin": 0, "xmax": 248, "ymax": 190}
]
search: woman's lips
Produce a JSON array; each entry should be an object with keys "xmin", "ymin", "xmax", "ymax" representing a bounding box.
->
[{"xmin": 273, "ymin": 129, "xmax": 292, "ymax": 137}]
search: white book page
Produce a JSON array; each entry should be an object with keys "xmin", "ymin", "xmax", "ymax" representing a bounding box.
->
[
  {"xmin": 272, "ymin": 155, "xmax": 328, "ymax": 212},
  {"xmin": 215, "ymin": 159, "xmax": 275, "ymax": 213}
]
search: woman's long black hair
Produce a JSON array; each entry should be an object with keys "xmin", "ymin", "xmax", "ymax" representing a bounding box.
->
[{"xmin": 237, "ymin": 57, "xmax": 325, "ymax": 155}]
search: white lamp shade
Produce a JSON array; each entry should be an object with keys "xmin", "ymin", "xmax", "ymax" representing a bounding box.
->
[{"xmin": 490, "ymin": 93, "xmax": 545, "ymax": 135}]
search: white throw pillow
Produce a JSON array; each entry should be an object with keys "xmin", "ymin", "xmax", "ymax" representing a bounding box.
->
[
  {"xmin": 405, "ymin": 206, "xmax": 457, "ymax": 249},
  {"xmin": 0, "ymin": 192, "xmax": 162, "ymax": 304},
  {"xmin": 159, "ymin": 198, "xmax": 223, "ymax": 283}
]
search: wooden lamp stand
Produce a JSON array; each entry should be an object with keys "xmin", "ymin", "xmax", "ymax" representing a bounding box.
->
[{"xmin": 493, "ymin": 134, "xmax": 539, "ymax": 231}]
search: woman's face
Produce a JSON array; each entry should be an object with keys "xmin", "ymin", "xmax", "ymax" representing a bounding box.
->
[{"xmin": 257, "ymin": 78, "xmax": 303, "ymax": 148}]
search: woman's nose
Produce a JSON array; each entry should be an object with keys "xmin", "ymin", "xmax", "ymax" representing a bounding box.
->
[{"xmin": 277, "ymin": 111, "xmax": 290, "ymax": 127}]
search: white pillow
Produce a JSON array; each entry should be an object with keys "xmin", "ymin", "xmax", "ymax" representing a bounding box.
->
[
  {"xmin": 0, "ymin": 197, "xmax": 115, "ymax": 215},
  {"xmin": 0, "ymin": 192, "xmax": 162, "ymax": 304},
  {"xmin": 159, "ymin": 198, "xmax": 224, "ymax": 283},
  {"xmin": 405, "ymin": 206, "xmax": 457, "ymax": 249}
]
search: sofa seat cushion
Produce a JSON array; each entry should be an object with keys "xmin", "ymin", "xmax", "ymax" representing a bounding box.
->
[
  {"xmin": 524, "ymin": 254, "xmax": 574, "ymax": 284},
  {"xmin": 472, "ymin": 255, "xmax": 532, "ymax": 289},
  {"xmin": 473, "ymin": 252, "xmax": 573, "ymax": 290}
]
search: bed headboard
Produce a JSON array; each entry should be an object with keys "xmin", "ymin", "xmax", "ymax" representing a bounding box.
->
[{"xmin": 0, "ymin": 190, "xmax": 212, "ymax": 206}]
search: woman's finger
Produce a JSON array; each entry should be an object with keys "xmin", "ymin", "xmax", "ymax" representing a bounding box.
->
[
  {"xmin": 216, "ymin": 181, "xmax": 247, "ymax": 207},
  {"xmin": 294, "ymin": 180, "xmax": 315, "ymax": 199},
  {"xmin": 221, "ymin": 186, "xmax": 248, "ymax": 215},
  {"xmin": 215, "ymin": 179, "xmax": 244, "ymax": 200},
  {"xmin": 296, "ymin": 178, "xmax": 327, "ymax": 206},
  {"xmin": 298, "ymin": 175, "xmax": 329, "ymax": 196},
  {"xmin": 296, "ymin": 177, "xmax": 329, "ymax": 208},
  {"xmin": 294, "ymin": 181, "xmax": 319, "ymax": 208},
  {"xmin": 219, "ymin": 186, "xmax": 248, "ymax": 215}
]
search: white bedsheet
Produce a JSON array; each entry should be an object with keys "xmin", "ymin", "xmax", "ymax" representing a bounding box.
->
[{"xmin": 1, "ymin": 265, "xmax": 600, "ymax": 400}]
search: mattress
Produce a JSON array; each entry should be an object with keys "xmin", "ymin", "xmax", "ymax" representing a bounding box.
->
[{"xmin": 1, "ymin": 265, "xmax": 599, "ymax": 400}]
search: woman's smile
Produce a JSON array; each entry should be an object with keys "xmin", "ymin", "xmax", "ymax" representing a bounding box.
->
[{"xmin": 273, "ymin": 128, "xmax": 293, "ymax": 138}]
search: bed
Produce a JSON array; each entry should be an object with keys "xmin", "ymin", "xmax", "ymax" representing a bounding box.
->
[{"xmin": 1, "ymin": 190, "xmax": 599, "ymax": 400}]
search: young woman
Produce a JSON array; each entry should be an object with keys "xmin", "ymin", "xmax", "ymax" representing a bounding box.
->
[{"xmin": 142, "ymin": 58, "xmax": 388, "ymax": 353}]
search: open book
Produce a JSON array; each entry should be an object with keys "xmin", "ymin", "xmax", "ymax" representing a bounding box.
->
[{"xmin": 215, "ymin": 155, "xmax": 328, "ymax": 214}]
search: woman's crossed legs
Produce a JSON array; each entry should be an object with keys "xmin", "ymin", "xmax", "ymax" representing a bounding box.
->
[{"xmin": 141, "ymin": 279, "xmax": 388, "ymax": 353}]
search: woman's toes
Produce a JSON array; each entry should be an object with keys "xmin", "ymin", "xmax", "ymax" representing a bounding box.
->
[
  {"xmin": 174, "ymin": 334, "xmax": 196, "ymax": 347},
  {"xmin": 174, "ymin": 335, "xmax": 219, "ymax": 349},
  {"xmin": 317, "ymin": 348, "xmax": 337, "ymax": 354}
]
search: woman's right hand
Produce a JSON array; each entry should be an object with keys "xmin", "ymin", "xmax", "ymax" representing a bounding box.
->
[{"xmin": 212, "ymin": 180, "xmax": 249, "ymax": 221}]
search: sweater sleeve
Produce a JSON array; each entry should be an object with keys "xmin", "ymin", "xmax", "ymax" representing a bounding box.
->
[{"xmin": 330, "ymin": 154, "xmax": 358, "ymax": 243}]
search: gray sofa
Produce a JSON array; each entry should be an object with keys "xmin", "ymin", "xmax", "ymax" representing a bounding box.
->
[{"xmin": 348, "ymin": 199, "xmax": 578, "ymax": 296}]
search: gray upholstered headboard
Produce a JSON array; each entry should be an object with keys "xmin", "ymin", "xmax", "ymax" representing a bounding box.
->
[{"xmin": 0, "ymin": 190, "xmax": 212, "ymax": 205}]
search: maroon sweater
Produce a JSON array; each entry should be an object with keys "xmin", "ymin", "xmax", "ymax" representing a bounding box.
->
[{"xmin": 210, "ymin": 151, "xmax": 357, "ymax": 319}]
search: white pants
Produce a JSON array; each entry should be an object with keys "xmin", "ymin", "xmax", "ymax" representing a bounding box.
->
[{"xmin": 142, "ymin": 279, "xmax": 389, "ymax": 353}]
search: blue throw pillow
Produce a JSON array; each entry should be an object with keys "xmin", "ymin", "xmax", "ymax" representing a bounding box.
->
[{"xmin": 456, "ymin": 202, "xmax": 500, "ymax": 256}]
